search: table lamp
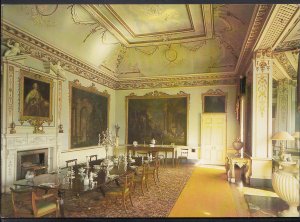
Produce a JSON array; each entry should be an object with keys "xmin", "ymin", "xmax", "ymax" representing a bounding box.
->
[
  {"xmin": 271, "ymin": 131, "xmax": 294, "ymax": 161},
  {"xmin": 292, "ymin": 132, "xmax": 300, "ymax": 149}
]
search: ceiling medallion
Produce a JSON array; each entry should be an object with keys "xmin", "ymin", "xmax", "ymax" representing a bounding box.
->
[
  {"xmin": 35, "ymin": 5, "xmax": 58, "ymax": 16},
  {"xmin": 165, "ymin": 48, "xmax": 177, "ymax": 62}
]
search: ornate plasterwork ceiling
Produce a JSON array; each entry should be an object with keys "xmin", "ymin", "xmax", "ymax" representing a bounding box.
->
[
  {"xmin": 3, "ymin": 4, "xmax": 298, "ymax": 89},
  {"xmin": 83, "ymin": 4, "xmax": 212, "ymax": 46}
]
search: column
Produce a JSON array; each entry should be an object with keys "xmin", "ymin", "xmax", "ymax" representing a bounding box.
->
[{"xmin": 250, "ymin": 48, "xmax": 273, "ymax": 186}]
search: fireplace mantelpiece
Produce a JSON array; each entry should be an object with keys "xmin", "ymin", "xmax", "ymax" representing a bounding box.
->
[{"xmin": 1, "ymin": 133, "xmax": 62, "ymax": 192}]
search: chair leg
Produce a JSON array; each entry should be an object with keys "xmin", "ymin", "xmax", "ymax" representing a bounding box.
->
[
  {"xmin": 129, "ymin": 194, "xmax": 134, "ymax": 207},
  {"xmin": 156, "ymin": 170, "xmax": 160, "ymax": 182},
  {"xmin": 144, "ymin": 180, "xmax": 149, "ymax": 191},
  {"xmin": 141, "ymin": 182, "xmax": 145, "ymax": 195},
  {"xmin": 123, "ymin": 197, "xmax": 127, "ymax": 212},
  {"xmin": 153, "ymin": 173, "xmax": 157, "ymax": 185}
]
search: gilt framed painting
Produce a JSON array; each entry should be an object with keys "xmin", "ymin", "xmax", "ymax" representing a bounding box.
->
[
  {"xmin": 202, "ymin": 89, "xmax": 227, "ymax": 113},
  {"xmin": 19, "ymin": 70, "xmax": 53, "ymax": 124},
  {"xmin": 126, "ymin": 91, "xmax": 189, "ymax": 146},
  {"xmin": 69, "ymin": 80, "xmax": 109, "ymax": 149}
]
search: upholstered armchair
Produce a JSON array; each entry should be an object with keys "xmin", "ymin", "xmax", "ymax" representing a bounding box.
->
[{"xmin": 31, "ymin": 189, "xmax": 59, "ymax": 217}]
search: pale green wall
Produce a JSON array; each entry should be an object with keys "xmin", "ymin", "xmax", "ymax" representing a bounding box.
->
[{"xmin": 115, "ymin": 85, "xmax": 239, "ymax": 154}]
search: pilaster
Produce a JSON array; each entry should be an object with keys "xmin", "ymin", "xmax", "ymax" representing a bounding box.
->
[{"xmin": 250, "ymin": 48, "xmax": 273, "ymax": 183}]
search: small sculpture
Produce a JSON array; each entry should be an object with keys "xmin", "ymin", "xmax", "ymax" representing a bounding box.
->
[
  {"xmin": 4, "ymin": 40, "xmax": 22, "ymax": 57},
  {"xmin": 50, "ymin": 60, "xmax": 66, "ymax": 79},
  {"xmin": 58, "ymin": 124, "xmax": 64, "ymax": 133},
  {"xmin": 10, "ymin": 122, "xmax": 16, "ymax": 134}
]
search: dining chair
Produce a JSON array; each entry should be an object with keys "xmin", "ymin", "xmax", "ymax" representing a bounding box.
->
[
  {"xmin": 176, "ymin": 148, "xmax": 189, "ymax": 166},
  {"xmin": 146, "ymin": 158, "xmax": 160, "ymax": 185},
  {"xmin": 31, "ymin": 188, "xmax": 59, "ymax": 217},
  {"xmin": 10, "ymin": 187, "xmax": 33, "ymax": 217},
  {"xmin": 65, "ymin": 159, "xmax": 77, "ymax": 167},
  {"xmin": 89, "ymin": 155, "xmax": 98, "ymax": 162},
  {"xmin": 133, "ymin": 163, "xmax": 149, "ymax": 195},
  {"xmin": 105, "ymin": 172, "xmax": 135, "ymax": 212}
]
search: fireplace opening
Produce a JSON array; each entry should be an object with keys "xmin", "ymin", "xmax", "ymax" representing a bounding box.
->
[{"xmin": 17, "ymin": 148, "xmax": 48, "ymax": 180}]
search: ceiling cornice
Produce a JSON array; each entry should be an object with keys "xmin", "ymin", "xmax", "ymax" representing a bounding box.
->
[
  {"xmin": 1, "ymin": 20, "xmax": 118, "ymax": 89},
  {"xmin": 115, "ymin": 73, "xmax": 238, "ymax": 90},
  {"xmin": 235, "ymin": 4, "xmax": 274, "ymax": 76}
]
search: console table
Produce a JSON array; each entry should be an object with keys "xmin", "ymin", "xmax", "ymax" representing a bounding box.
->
[
  {"xmin": 127, "ymin": 145, "xmax": 176, "ymax": 167},
  {"xmin": 225, "ymin": 154, "xmax": 251, "ymax": 184}
]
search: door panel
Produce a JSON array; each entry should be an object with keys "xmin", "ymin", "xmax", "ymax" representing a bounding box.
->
[{"xmin": 201, "ymin": 114, "xmax": 226, "ymax": 165}]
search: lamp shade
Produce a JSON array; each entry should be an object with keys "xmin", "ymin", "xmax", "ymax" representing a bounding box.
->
[
  {"xmin": 271, "ymin": 131, "xmax": 294, "ymax": 141},
  {"xmin": 292, "ymin": 132, "xmax": 300, "ymax": 138}
]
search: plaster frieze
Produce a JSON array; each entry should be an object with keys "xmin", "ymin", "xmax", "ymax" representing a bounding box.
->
[
  {"xmin": 277, "ymin": 79, "xmax": 289, "ymax": 125},
  {"xmin": 116, "ymin": 75, "xmax": 237, "ymax": 90},
  {"xmin": 274, "ymin": 52, "xmax": 297, "ymax": 79},
  {"xmin": 2, "ymin": 21, "xmax": 118, "ymax": 89},
  {"xmin": 237, "ymin": 4, "xmax": 273, "ymax": 74},
  {"xmin": 254, "ymin": 48, "xmax": 273, "ymax": 73},
  {"xmin": 257, "ymin": 73, "xmax": 269, "ymax": 117}
]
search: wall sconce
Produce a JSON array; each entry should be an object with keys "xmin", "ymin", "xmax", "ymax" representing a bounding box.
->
[{"xmin": 271, "ymin": 131, "xmax": 294, "ymax": 160}]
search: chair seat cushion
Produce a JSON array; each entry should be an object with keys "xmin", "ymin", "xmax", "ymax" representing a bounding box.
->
[{"xmin": 36, "ymin": 201, "xmax": 56, "ymax": 215}]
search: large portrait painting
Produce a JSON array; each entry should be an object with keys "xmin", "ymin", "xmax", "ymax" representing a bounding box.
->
[
  {"xmin": 20, "ymin": 70, "xmax": 53, "ymax": 123},
  {"xmin": 126, "ymin": 91, "xmax": 189, "ymax": 146},
  {"xmin": 70, "ymin": 81, "xmax": 109, "ymax": 149},
  {"xmin": 202, "ymin": 89, "xmax": 227, "ymax": 113}
]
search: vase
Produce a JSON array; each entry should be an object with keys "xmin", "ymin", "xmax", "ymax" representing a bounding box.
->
[
  {"xmin": 232, "ymin": 139, "xmax": 244, "ymax": 156},
  {"xmin": 272, "ymin": 164, "xmax": 299, "ymax": 217}
]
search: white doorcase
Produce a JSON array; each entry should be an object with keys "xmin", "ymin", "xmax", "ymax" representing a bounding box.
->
[{"xmin": 201, "ymin": 113, "xmax": 227, "ymax": 165}]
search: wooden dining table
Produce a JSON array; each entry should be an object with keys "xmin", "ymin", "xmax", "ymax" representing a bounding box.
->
[
  {"xmin": 13, "ymin": 159, "xmax": 137, "ymax": 217},
  {"xmin": 127, "ymin": 145, "xmax": 177, "ymax": 167}
]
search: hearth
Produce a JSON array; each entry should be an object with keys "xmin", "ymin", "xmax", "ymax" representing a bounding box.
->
[{"xmin": 17, "ymin": 148, "xmax": 48, "ymax": 180}]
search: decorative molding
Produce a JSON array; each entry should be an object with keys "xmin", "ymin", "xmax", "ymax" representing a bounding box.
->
[
  {"xmin": 275, "ymin": 40, "xmax": 300, "ymax": 52},
  {"xmin": 116, "ymin": 75, "xmax": 237, "ymax": 90},
  {"xmin": 144, "ymin": 91, "xmax": 171, "ymax": 97},
  {"xmin": 237, "ymin": 4, "xmax": 273, "ymax": 74},
  {"xmin": 2, "ymin": 21, "xmax": 118, "ymax": 89},
  {"xmin": 254, "ymin": 48, "xmax": 273, "ymax": 73},
  {"xmin": 259, "ymin": 4, "xmax": 299, "ymax": 49},
  {"xmin": 277, "ymin": 79, "xmax": 289, "ymax": 125},
  {"xmin": 203, "ymin": 89, "xmax": 226, "ymax": 96},
  {"xmin": 274, "ymin": 52, "xmax": 297, "ymax": 79},
  {"xmin": 70, "ymin": 79, "xmax": 110, "ymax": 97},
  {"xmin": 127, "ymin": 90, "xmax": 190, "ymax": 98},
  {"xmin": 7, "ymin": 66, "xmax": 14, "ymax": 127},
  {"xmin": 257, "ymin": 73, "xmax": 268, "ymax": 117}
]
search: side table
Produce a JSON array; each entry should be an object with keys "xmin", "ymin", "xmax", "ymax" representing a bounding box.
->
[{"xmin": 225, "ymin": 155, "xmax": 251, "ymax": 184}]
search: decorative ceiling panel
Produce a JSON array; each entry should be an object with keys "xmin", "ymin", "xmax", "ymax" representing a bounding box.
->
[{"xmin": 84, "ymin": 4, "xmax": 212, "ymax": 46}]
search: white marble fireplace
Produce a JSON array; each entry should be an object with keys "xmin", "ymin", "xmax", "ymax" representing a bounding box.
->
[{"xmin": 1, "ymin": 133, "xmax": 61, "ymax": 192}]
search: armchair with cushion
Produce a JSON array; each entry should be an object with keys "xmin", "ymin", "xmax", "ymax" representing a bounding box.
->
[
  {"xmin": 10, "ymin": 187, "xmax": 33, "ymax": 217},
  {"xmin": 32, "ymin": 189, "xmax": 59, "ymax": 217}
]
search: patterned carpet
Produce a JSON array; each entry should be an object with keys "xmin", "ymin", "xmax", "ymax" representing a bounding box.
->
[{"xmin": 1, "ymin": 164, "xmax": 194, "ymax": 218}]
